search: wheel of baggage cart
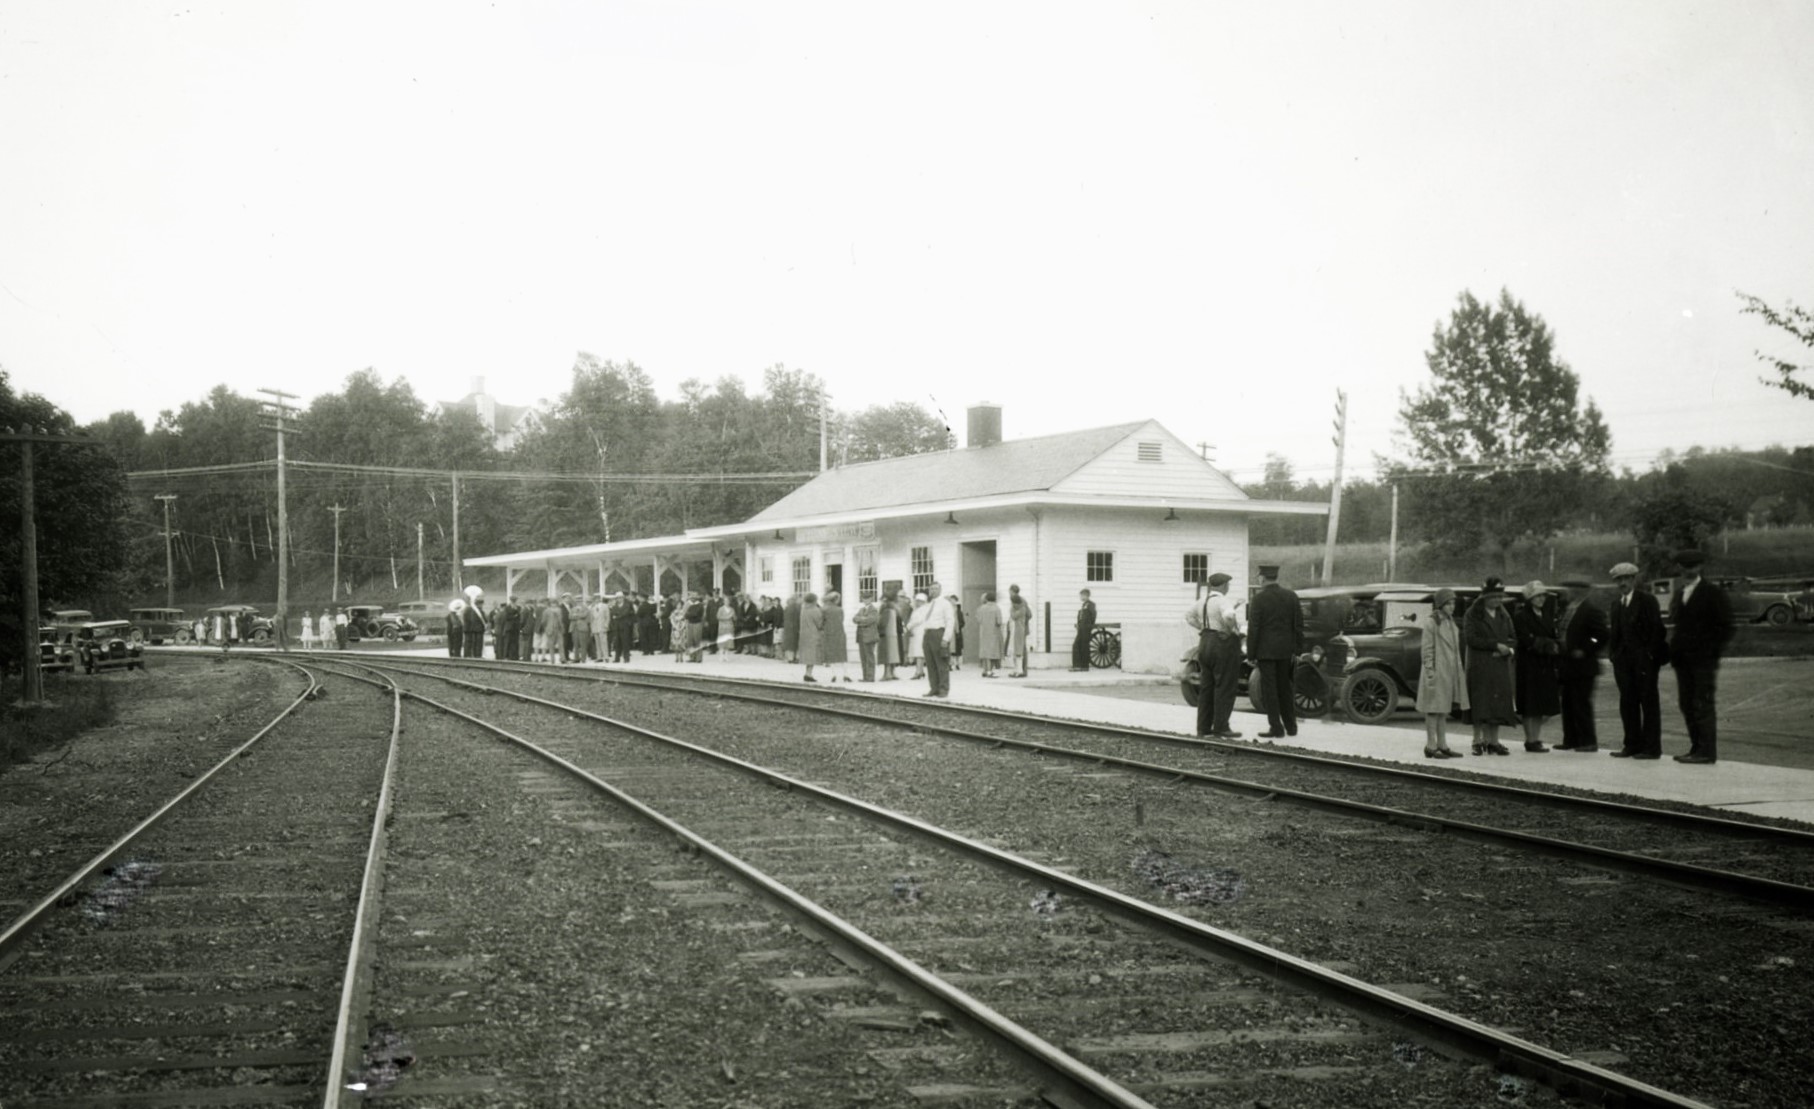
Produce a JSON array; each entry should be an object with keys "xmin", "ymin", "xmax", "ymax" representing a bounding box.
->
[{"xmin": 1088, "ymin": 626, "xmax": 1121, "ymax": 669}]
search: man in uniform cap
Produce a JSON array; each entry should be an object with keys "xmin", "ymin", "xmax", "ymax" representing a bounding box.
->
[
  {"xmin": 1246, "ymin": 564, "xmax": 1304, "ymax": 738},
  {"xmin": 1555, "ymin": 579, "xmax": 1608, "ymax": 751},
  {"xmin": 1186, "ymin": 572, "xmax": 1243, "ymax": 738},
  {"xmin": 1606, "ymin": 561, "xmax": 1667, "ymax": 759},
  {"xmin": 1667, "ymin": 549, "xmax": 1734, "ymax": 764}
]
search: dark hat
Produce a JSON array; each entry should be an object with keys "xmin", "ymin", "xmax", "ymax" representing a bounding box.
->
[
  {"xmin": 1257, "ymin": 564, "xmax": 1280, "ymax": 579},
  {"xmin": 1673, "ymin": 549, "xmax": 1707, "ymax": 569},
  {"xmin": 1480, "ymin": 576, "xmax": 1506, "ymax": 598},
  {"xmin": 1207, "ymin": 572, "xmax": 1233, "ymax": 587},
  {"xmin": 1559, "ymin": 578, "xmax": 1592, "ymax": 589}
]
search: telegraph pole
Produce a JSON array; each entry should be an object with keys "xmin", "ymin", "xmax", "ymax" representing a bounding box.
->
[
  {"xmin": 257, "ymin": 388, "xmax": 298, "ymax": 648},
  {"xmin": 1321, "ymin": 390, "xmax": 1349, "ymax": 586},
  {"xmin": 450, "ymin": 473, "xmax": 462, "ymax": 592},
  {"xmin": 4, "ymin": 427, "xmax": 90, "ymax": 706},
  {"xmin": 329, "ymin": 504, "xmax": 346, "ymax": 603},
  {"xmin": 417, "ymin": 522, "xmax": 425, "ymax": 601},
  {"xmin": 155, "ymin": 494, "xmax": 178, "ymax": 608},
  {"xmin": 1387, "ymin": 483, "xmax": 1399, "ymax": 582}
]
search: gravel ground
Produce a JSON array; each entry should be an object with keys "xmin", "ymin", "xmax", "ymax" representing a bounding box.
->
[{"xmin": 469, "ymin": 671, "xmax": 1813, "ymax": 1109}]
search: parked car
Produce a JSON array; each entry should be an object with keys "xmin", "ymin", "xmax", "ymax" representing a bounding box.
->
[
  {"xmin": 39, "ymin": 628, "xmax": 77, "ymax": 673},
  {"xmin": 73, "ymin": 621, "xmax": 147, "ymax": 673},
  {"xmin": 44, "ymin": 609, "xmax": 94, "ymax": 641},
  {"xmin": 1318, "ymin": 586, "xmax": 1504, "ymax": 725},
  {"xmin": 127, "ymin": 606, "xmax": 191, "ymax": 644},
  {"xmin": 396, "ymin": 600, "xmax": 441, "ymax": 623},
  {"xmin": 203, "ymin": 605, "xmax": 276, "ymax": 644},
  {"xmin": 1176, "ymin": 584, "xmax": 1411, "ymax": 718},
  {"xmin": 1648, "ymin": 576, "xmax": 1797, "ymax": 627},
  {"xmin": 343, "ymin": 604, "xmax": 420, "ymax": 642}
]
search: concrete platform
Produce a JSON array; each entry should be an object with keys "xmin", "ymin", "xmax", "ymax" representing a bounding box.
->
[{"xmin": 234, "ymin": 641, "xmax": 1814, "ymax": 827}]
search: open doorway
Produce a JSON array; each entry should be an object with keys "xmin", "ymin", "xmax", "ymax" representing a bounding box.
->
[{"xmin": 959, "ymin": 540, "xmax": 997, "ymax": 665}]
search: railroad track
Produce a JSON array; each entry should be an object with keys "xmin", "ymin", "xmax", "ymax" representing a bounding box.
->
[
  {"xmin": 370, "ymin": 654, "xmax": 1814, "ymax": 909},
  {"xmin": 0, "ymin": 663, "xmax": 399, "ymax": 1108},
  {"xmin": 349, "ymin": 655, "xmax": 1723, "ymax": 1108}
]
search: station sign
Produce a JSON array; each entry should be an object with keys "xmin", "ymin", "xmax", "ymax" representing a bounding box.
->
[{"xmin": 795, "ymin": 521, "xmax": 877, "ymax": 543}]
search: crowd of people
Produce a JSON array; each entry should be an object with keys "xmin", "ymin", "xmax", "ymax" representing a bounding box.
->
[
  {"xmin": 1189, "ymin": 550, "xmax": 1738, "ymax": 765},
  {"xmin": 435, "ymin": 584, "xmax": 1041, "ymax": 697}
]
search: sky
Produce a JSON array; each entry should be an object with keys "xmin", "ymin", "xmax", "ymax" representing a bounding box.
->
[{"xmin": 3, "ymin": 0, "xmax": 1812, "ymax": 485}]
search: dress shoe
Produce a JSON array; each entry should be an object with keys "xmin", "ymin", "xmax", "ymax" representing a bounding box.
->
[
  {"xmin": 1212, "ymin": 729, "xmax": 1243, "ymax": 739},
  {"xmin": 1570, "ymin": 745, "xmax": 1599, "ymax": 753},
  {"xmin": 1257, "ymin": 729, "xmax": 1285, "ymax": 739},
  {"xmin": 1285, "ymin": 729, "xmax": 1298, "ymax": 737},
  {"xmin": 1631, "ymin": 751, "xmax": 1662, "ymax": 760},
  {"xmin": 1436, "ymin": 749, "xmax": 1464, "ymax": 759},
  {"xmin": 1610, "ymin": 750, "xmax": 1636, "ymax": 758},
  {"xmin": 1675, "ymin": 753, "xmax": 1716, "ymax": 764},
  {"xmin": 1524, "ymin": 742, "xmax": 1549, "ymax": 752},
  {"xmin": 1486, "ymin": 744, "xmax": 1511, "ymax": 755}
]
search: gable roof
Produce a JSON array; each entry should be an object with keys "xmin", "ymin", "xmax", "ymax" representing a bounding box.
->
[
  {"xmin": 745, "ymin": 420, "xmax": 1163, "ymax": 523},
  {"xmin": 437, "ymin": 393, "xmax": 538, "ymax": 431}
]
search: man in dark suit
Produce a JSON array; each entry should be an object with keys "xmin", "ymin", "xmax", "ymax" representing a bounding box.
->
[
  {"xmin": 1606, "ymin": 561, "xmax": 1667, "ymax": 759},
  {"xmin": 1667, "ymin": 550, "xmax": 1735, "ymax": 764},
  {"xmin": 1070, "ymin": 589, "xmax": 1096, "ymax": 672},
  {"xmin": 1245, "ymin": 564, "xmax": 1304, "ymax": 738},
  {"xmin": 1555, "ymin": 579, "xmax": 1609, "ymax": 751},
  {"xmin": 462, "ymin": 598, "xmax": 487, "ymax": 659}
]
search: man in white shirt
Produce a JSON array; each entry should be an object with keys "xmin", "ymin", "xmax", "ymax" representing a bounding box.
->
[
  {"xmin": 1188, "ymin": 572, "xmax": 1244, "ymax": 738},
  {"xmin": 920, "ymin": 582, "xmax": 957, "ymax": 698}
]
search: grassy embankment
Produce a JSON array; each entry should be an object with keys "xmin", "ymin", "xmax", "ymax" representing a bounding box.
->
[
  {"xmin": 2, "ymin": 675, "xmax": 116, "ymax": 772},
  {"xmin": 1254, "ymin": 527, "xmax": 1814, "ymax": 586}
]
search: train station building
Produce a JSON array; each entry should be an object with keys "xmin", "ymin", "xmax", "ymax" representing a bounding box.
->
[{"xmin": 463, "ymin": 406, "xmax": 1327, "ymax": 673}]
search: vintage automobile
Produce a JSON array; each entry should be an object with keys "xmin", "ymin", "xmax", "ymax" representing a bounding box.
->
[
  {"xmin": 44, "ymin": 609, "xmax": 95, "ymax": 639},
  {"xmin": 203, "ymin": 605, "xmax": 276, "ymax": 644},
  {"xmin": 127, "ymin": 606, "xmax": 191, "ymax": 644},
  {"xmin": 1316, "ymin": 585, "xmax": 1533, "ymax": 725},
  {"xmin": 1648, "ymin": 577, "xmax": 1798, "ymax": 627},
  {"xmin": 39, "ymin": 628, "xmax": 77, "ymax": 673},
  {"xmin": 1176, "ymin": 584, "xmax": 1413, "ymax": 718},
  {"xmin": 73, "ymin": 620, "xmax": 147, "ymax": 673},
  {"xmin": 396, "ymin": 600, "xmax": 441, "ymax": 623},
  {"xmin": 343, "ymin": 604, "xmax": 420, "ymax": 642}
]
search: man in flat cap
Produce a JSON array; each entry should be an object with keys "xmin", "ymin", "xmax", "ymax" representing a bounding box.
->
[
  {"xmin": 1246, "ymin": 564, "xmax": 1304, "ymax": 738},
  {"xmin": 1187, "ymin": 572, "xmax": 1243, "ymax": 738},
  {"xmin": 1606, "ymin": 561, "xmax": 1667, "ymax": 759},
  {"xmin": 1555, "ymin": 579, "xmax": 1608, "ymax": 751},
  {"xmin": 1667, "ymin": 549, "xmax": 1734, "ymax": 764}
]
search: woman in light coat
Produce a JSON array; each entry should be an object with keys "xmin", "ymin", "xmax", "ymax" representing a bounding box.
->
[
  {"xmin": 820, "ymin": 592, "xmax": 851, "ymax": 682},
  {"xmin": 904, "ymin": 594, "xmax": 929, "ymax": 679},
  {"xmin": 1414, "ymin": 589, "xmax": 1467, "ymax": 758},
  {"xmin": 300, "ymin": 611, "xmax": 316, "ymax": 651},
  {"xmin": 973, "ymin": 592, "xmax": 1006, "ymax": 677},
  {"xmin": 1007, "ymin": 586, "xmax": 1032, "ymax": 677},
  {"xmin": 797, "ymin": 593, "xmax": 825, "ymax": 682}
]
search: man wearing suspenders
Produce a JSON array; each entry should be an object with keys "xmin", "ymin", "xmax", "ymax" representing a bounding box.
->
[{"xmin": 1189, "ymin": 572, "xmax": 1243, "ymax": 738}]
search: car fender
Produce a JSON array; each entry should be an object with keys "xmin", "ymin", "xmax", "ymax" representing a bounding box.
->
[{"xmin": 1341, "ymin": 655, "xmax": 1414, "ymax": 695}]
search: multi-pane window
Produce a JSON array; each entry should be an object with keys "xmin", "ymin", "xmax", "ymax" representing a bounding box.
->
[
  {"xmin": 856, "ymin": 547, "xmax": 879, "ymax": 602},
  {"xmin": 910, "ymin": 546, "xmax": 934, "ymax": 594},
  {"xmin": 759, "ymin": 556, "xmax": 774, "ymax": 585},
  {"xmin": 1086, "ymin": 550, "xmax": 1114, "ymax": 582},
  {"xmin": 1182, "ymin": 553, "xmax": 1208, "ymax": 584},
  {"xmin": 791, "ymin": 556, "xmax": 812, "ymax": 597}
]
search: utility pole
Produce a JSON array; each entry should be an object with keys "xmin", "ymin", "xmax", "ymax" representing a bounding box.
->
[
  {"xmin": 1321, "ymin": 389, "xmax": 1349, "ymax": 586},
  {"xmin": 155, "ymin": 494, "xmax": 178, "ymax": 608},
  {"xmin": 329, "ymin": 504, "xmax": 346, "ymax": 603},
  {"xmin": 1387, "ymin": 483, "xmax": 1399, "ymax": 582},
  {"xmin": 1195, "ymin": 441, "xmax": 1216, "ymax": 462},
  {"xmin": 417, "ymin": 522, "xmax": 425, "ymax": 601},
  {"xmin": 450, "ymin": 472, "xmax": 462, "ymax": 592},
  {"xmin": 4, "ymin": 426, "xmax": 90, "ymax": 706},
  {"xmin": 257, "ymin": 388, "xmax": 298, "ymax": 648},
  {"xmin": 818, "ymin": 385, "xmax": 830, "ymax": 473}
]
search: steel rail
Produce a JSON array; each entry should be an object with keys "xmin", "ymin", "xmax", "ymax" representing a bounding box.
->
[
  {"xmin": 0, "ymin": 658, "xmax": 323, "ymax": 970},
  {"xmin": 390, "ymin": 654, "xmax": 1814, "ymax": 847},
  {"xmin": 362, "ymin": 660, "xmax": 1717, "ymax": 1109},
  {"xmin": 351, "ymin": 667, "xmax": 1158, "ymax": 1109},
  {"xmin": 365, "ymin": 656, "xmax": 1814, "ymax": 911},
  {"xmin": 320, "ymin": 665, "xmax": 405, "ymax": 1109}
]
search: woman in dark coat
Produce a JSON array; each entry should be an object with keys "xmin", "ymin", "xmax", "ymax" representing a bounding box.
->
[
  {"xmin": 1512, "ymin": 580, "xmax": 1563, "ymax": 751},
  {"xmin": 1464, "ymin": 579, "xmax": 1519, "ymax": 755}
]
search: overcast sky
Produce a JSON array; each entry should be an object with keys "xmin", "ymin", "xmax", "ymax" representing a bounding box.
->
[{"xmin": 4, "ymin": 1, "xmax": 1811, "ymax": 483}]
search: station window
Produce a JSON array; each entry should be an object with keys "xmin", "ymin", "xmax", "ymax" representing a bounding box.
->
[
  {"xmin": 1182, "ymin": 553, "xmax": 1208, "ymax": 584},
  {"xmin": 759, "ymin": 556, "xmax": 774, "ymax": 585},
  {"xmin": 1086, "ymin": 551, "xmax": 1114, "ymax": 583},
  {"xmin": 791, "ymin": 556, "xmax": 812, "ymax": 597},
  {"xmin": 911, "ymin": 546, "xmax": 934, "ymax": 594},
  {"xmin": 856, "ymin": 546, "xmax": 879, "ymax": 602}
]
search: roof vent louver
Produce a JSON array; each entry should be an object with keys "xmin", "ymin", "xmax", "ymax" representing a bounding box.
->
[{"xmin": 1137, "ymin": 441, "xmax": 1163, "ymax": 462}]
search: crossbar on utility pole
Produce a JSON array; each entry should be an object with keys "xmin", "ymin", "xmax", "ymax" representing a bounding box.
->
[
  {"xmin": 258, "ymin": 389, "xmax": 298, "ymax": 649},
  {"xmin": 154, "ymin": 495, "xmax": 178, "ymax": 608},
  {"xmin": 4, "ymin": 427, "xmax": 95, "ymax": 706}
]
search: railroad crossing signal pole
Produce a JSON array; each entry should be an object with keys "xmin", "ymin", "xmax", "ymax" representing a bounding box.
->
[
  {"xmin": 1322, "ymin": 390, "xmax": 1349, "ymax": 586},
  {"xmin": 4, "ymin": 427, "xmax": 91, "ymax": 706},
  {"xmin": 257, "ymin": 389, "xmax": 298, "ymax": 649},
  {"xmin": 155, "ymin": 494, "xmax": 178, "ymax": 608}
]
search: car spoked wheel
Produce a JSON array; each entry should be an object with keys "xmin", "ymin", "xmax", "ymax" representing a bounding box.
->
[
  {"xmin": 1292, "ymin": 662, "xmax": 1330, "ymax": 718},
  {"xmin": 1337, "ymin": 669, "xmax": 1398, "ymax": 725}
]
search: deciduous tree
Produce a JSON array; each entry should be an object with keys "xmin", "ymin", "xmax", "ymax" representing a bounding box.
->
[{"xmin": 1739, "ymin": 291, "xmax": 1814, "ymax": 401}]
